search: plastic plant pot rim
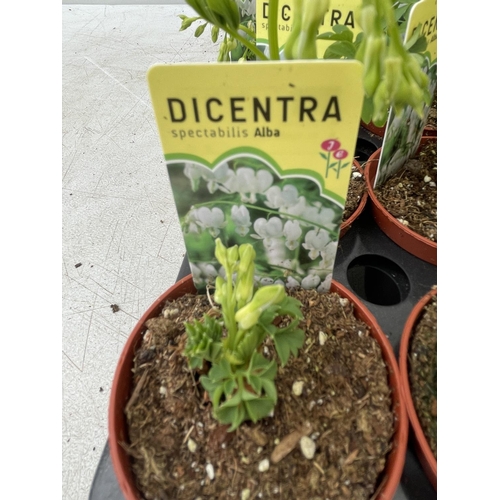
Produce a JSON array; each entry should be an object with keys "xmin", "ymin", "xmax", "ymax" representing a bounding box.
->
[
  {"xmin": 399, "ymin": 287, "xmax": 437, "ymax": 490},
  {"xmin": 108, "ymin": 275, "xmax": 408, "ymax": 500},
  {"xmin": 361, "ymin": 120, "xmax": 437, "ymax": 139},
  {"xmin": 340, "ymin": 158, "xmax": 369, "ymax": 238},
  {"xmin": 364, "ymin": 137, "xmax": 437, "ymax": 265}
]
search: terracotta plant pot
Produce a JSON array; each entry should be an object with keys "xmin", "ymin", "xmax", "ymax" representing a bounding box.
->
[
  {"xmin": 339, "ymin": 159, "xmax": 369, "ymax": 238},
  {"xmin": 364, "ymin": 136, "xmax": 437, "ymax": 265},
  {"xmin": 399, "ymin": 288, "xmax": 437, "ymax": 490},
  {"xmin": 109, "ymin": 275, "xmax": 408, "ymax": 500}
]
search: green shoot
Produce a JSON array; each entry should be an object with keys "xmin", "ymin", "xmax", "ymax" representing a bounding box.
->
[{"xmin": 183, "ymin": 238, "xmax": 304, "ymax": 431}]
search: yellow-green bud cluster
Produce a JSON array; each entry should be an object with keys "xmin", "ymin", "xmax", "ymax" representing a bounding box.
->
[
  {"xmin": 283, "ymin": 0, "xmax": 330, "ymax": 60},
  {"xmin": 356, "ymin": 0, "xmax": 430, "ymax": 123}
]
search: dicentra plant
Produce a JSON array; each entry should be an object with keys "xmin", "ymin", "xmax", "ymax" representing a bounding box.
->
[{"xmin": 184, "ymin": 238, "xmax": 304, "ymax": 431}]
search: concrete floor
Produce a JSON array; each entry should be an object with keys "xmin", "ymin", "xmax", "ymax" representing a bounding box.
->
[{"xmin": 62, "ymin": 4, "xmax": 219, "ymax": 499}]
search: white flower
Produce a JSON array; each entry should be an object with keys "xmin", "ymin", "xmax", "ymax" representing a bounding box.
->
[
  {"xmin": 225, "ymin": 168, "xmax": 273, "ymax": 203},
  {"xmin": 251, "ymin": 217, "xmax": 283, "ymax": 243},
  {"xmin": 286, "ymin": 276, "xmax": 301, "ymax": 289},
  {"xmin": 319, "ymin": 241, "xmax": 338, "ymax": 270},
  {"xmin": 302, "ymin": 228, "xmax": 331, "ymax": 260},
  {"xmin": 201, "ymin": 162, "xmax": 233, "ymax": 194},
  {"xmin": 316, "ymin": 274, "xmax": 332, "ymax": 293},
  {"xmin": 283, "ymin": 220, "xmax": 302, "ymax": 250},
  {"xmin": 279, "ymin": 196, "xmax": 308, "ymax": 221},
  {"xmin": 301, "ymin": 274, "xmax": 321, "ymax": 289},
  {"xmin": 301, "ymin": 204, "xmax": 336, "ymax": 230},
  {"xmin": 184, "ymin": 208, "xmax": 201, "ymax": 234},
  {"xmin": 264, "ymin": 184, "xmax": 300, "ymax": 209},
  {"xmin": 236, "ymin": 0, "xmax": 256, "ymax": 17},
  {"xmin": 191, "ymin": 263, "xmax": 219, "ymax": 286},
  {"xmin": 183, "ymin": 163, "xmax": 203, "ymax": 191},
  {"xmin": 194, "ymin": 207, "xmax": 227, "ymax": 237},
  {"xmin": 231, "ymin": 205, "xmax": 252, "ymax": 236}
]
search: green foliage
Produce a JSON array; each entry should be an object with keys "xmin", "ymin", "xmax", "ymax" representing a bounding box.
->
[
  {"xmin": 179, "ymin": 1, "xmax": 431, "ymax": 125},
  {"xmin": 184, "ymin": 314, "xmax": 223, "ymax": 369},
  {"xmin": 183, "ymin": 238, "xmax": 304, "ymax": 431},
  {"xmin": 322, "ymin": 0, "xmax": 431, "ymax": 126}
]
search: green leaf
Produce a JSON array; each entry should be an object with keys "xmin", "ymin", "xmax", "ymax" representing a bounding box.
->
[
  {"xmin": 260, "ymin": 378, "xmax": 277, "ymax": 403},
  {"xmin": 317, "ymin": 24, "xmax": 354, "ymax": 43},
  {"xmin": 216, "ymin": 403, "xmax": 246, "ymax": 431},
  {"xmin": 324, "ymin": 41, "xmax": 357, "ymax": 60},
  {"xmin": 206, "ymin": 0, "xmax": 240, "ymax": 30},
  {"xmin": 407, "ymin": 34, "xmax": 428, "ymax": 54},
  {"xmin": 320, "ymin": 152, "xmax": 328, "ymax": 160},
  {"xmin": 244, "ymin": 397, "xmax": 274, "ymax": 423},
  {"xmin": 272, "ymin": 328, "xmax": 305, "ymax": 366}
]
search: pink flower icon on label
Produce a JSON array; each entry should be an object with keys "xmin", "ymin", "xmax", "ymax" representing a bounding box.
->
[{"xmin": 320, "ymin": 139, "xmax": 350, "ymax": 179}]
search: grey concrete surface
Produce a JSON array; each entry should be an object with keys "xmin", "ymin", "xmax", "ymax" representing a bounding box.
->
[{"xmin": 62, "ymin": 5, "xmax": 219, "ymax": 499}]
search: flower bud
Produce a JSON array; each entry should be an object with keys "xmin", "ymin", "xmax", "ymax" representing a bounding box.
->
[
  {"xmin": 214, "ymin": 276, "xmax": 226, "ymax": 305},
  {"xmin": 215, "ymin": 238, "xmax": 227, "ymax": 267},
  {"xmin": 235, "ymin": 285, "xmax": 286, "ymax": 330}
]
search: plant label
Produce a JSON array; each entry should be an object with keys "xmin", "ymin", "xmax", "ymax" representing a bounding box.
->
[{"xmin": 148, "ymin": 60, "xmax": 363, "ymax": 291}]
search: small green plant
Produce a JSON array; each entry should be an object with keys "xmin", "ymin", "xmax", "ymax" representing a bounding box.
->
[{"xmin": 184, "ymin": 238, "xmax": 304, "ymax": 431}]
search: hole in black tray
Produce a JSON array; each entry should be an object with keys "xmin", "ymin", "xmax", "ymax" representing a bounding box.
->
[
  {"xmin": 346, "ymin": 254, "xmax": 410, "ymax": 305},
  {"xmin": 355, "ymin": 138, "xmax": 379, "ymax": 163}
]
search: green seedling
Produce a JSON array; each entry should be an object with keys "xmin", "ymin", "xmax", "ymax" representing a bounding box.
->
[{"xmin": 184, "ymin": 238, "xmax": 304, "ymax": 431}]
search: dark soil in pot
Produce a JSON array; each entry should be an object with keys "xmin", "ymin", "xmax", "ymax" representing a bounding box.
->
[
  {"xmin": 408, "ymin": 294, "xmax": 437, "ymax": 459},
  {"xmin": 342, "ymin": 165, "xmax": 366, "ymax": 224},
  {"xmin": 123, "ymin": 289, "xmax": 395, "ymax": 500},
  {"xmin": 373, "ymin": 141, "xmax": 437, "ymax": 242}
]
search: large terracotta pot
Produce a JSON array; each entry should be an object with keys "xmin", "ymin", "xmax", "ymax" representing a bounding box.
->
[
  {"xmin": 109, "ymin": 275, "xmax": 408, "ymax": 499},
  {"xmin": 399, "ymin": 288, "xmax": 437, "ymax": 490},
  {"xmin": 364, "ymin": 136, "xmax": 437, "ymax": 265}
]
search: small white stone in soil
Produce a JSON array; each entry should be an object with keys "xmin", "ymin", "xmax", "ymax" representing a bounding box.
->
[
  {"xmin": 206, "ymin": 463, "xmax": 215, "ymax": 481},
  {"xmin": 311, "ymin": 432, "xmax": 320, "ymax": 440},
  {"xmin": 429, "ymin": 181, "xmax": 436, "ymax": 187},
  {"xmin": 317, "ymin": 398, "xmax": 324, "ymax": 406},
  {"xmin": 424, "ymin": 175, "xmax": 431, "ymax": 183},
  {"xmin": 319, "ymin": 331, "xmax": 327, "ymax": 345},
  {"xmin": 159, "ymin": 386, "xmax": 167, "ymax": 395},
  {"xmin": 274, "ymin": 438, "xmax": 280, "ymax": 445},
  {"xmin": 300, "ymin": 436, "xmax": 316, "ymax": 459},
  {"xmin": 258, "ymin": 459, "xmax": 270, "ymax": 472},
  {"xmin": 352, "ymin": 171, "xmax": 362, "ymax": 178},
  {"xmin": 292, "ymin": 380, "xmax": 304, "ymax": 396},
  {"xmin": 241, "ymin": 489, "xmax": 251, "ymax": 500},
  {"xmin": 339, "ymin": 298, "xmax": 349, "ymax": 306},
  {"xmin": 257, "ymin": 446, "xmax": 263, "ymax": 454},
  {"xmin": 187, "ymin": 438, "xmax": 197, "ymax": 453}
]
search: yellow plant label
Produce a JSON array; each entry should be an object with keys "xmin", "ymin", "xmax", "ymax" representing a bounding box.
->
[
  {"xmin": 148, "ymin": 60, "xmax": 363, "ymax": 291},
  {"xmin": 256, "ymin": 0, "xmax": 362, "ymax": 58}
]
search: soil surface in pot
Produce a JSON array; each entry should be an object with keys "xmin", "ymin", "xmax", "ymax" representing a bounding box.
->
[
  {"xmin": 409, "ymin": 294, "xmax": 437, "ymax": 458},
  {"xmin": 374, "ymin": 141, "xmax": 437, "ymax": 241},
  {"xmin": 342, "ymin": 166, "xmax": 366, "ymax": 223},
  {"xmin": 124, "ymin": 289, "xmax": 394, "ymax": 500}
]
